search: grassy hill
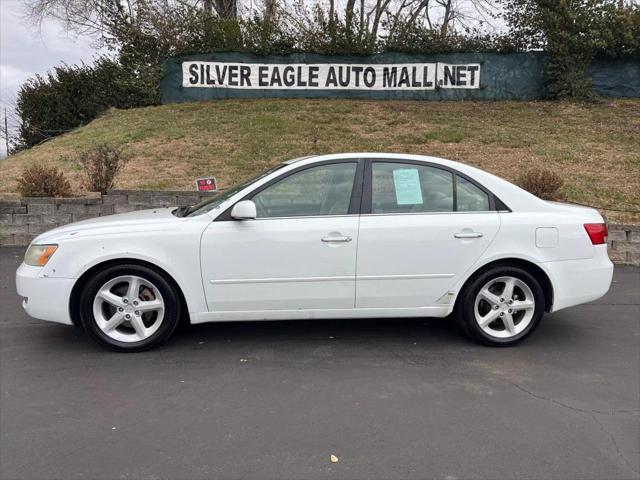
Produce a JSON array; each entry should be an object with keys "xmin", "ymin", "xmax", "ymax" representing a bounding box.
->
[{"xmin": 1, "ymin": 98, "xmax": 639, "ymax": 223}]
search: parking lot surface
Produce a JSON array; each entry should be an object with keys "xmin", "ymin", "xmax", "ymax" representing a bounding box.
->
[{"xmin": 1, "ymin": 247, "xmax": 639, "ymax": 480}]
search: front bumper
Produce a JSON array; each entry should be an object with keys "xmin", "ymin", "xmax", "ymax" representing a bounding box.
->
[
  {"xmin": 542, "ymin": 245, "xmax": 614, "ymax": 312},
  {"xmin": 16, "ymin": 263, "xmax": 75, "ymax": 325}
]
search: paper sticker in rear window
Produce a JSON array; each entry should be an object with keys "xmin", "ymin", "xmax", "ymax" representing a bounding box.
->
[{"xmin": 393, "ymin": 168, "xmax": 423, "ymax": 205}]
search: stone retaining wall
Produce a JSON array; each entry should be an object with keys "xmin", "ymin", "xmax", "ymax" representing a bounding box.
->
[
  {"xmin": 607, "ymin": 224, "xmax": 640, "ymax": 266},
  {"xmin": 1, "ymin": 191, "xmax": 639, "ymax": 266},
  {"xmin": 0, "ymin": 190, "xmax": 215, "ymax": 247}
]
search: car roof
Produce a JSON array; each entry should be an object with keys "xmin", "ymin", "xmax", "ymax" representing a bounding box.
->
[
  {"xmin": 281, "ymin": 155, "xmax": 317, "ymax": 165},
  {"xmin": 290, "ymin": 152, "xmax": 467, "ymax": 170},
  {"xmin": 293, "ymin": 152, "xmax": 453, "ymax": 164}
]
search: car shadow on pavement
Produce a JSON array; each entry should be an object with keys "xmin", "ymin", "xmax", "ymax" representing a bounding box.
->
[{"xmin": 26, "ymin": 312, "xmax": 583, "ymax": 355}]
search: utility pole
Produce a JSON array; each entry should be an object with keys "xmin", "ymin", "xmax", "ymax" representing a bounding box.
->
[{"xmin": 3, "ymin": 108, "xmax": 8, "ymax": 157}]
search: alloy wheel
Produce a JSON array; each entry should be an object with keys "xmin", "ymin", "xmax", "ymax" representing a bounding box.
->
[
  {"xmin": 473, "ymin": 276, "xmax": 535, "ymax": 339},
  {"xmin": 92, "ymin": 275, "xmax": 165, "ymax": 343}
]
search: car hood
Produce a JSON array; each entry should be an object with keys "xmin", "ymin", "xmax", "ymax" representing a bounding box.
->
[{"xmin": 32, "ymin": 208, "xmax": 189, "ymax": 244}]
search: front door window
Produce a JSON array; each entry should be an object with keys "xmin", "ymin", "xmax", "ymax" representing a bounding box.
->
[{"xmin": 252, "ymin": 163, "xmax": 357, "ymax": 218}]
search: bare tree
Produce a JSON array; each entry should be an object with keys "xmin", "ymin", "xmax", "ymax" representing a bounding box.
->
[
  {"xmin": 25, "ymin": 0, "xmax": 123, "ymax": 42},
  {"xmin": 433, "ymin": 0, "xmax": 501, "ymax": 36},
  {"xmin": 345, "ymin": 0, "xmax": 356, "ymax": 28},
  {"xmin": 263, "ymin": 0, "xmax": 276, "ymax": 22},
  {"xmin": 367, "ymin": 0, "xmax": 394, "ymax": 38},
  {"xmin": 365, "ymin": 0, "xmax": 499, "ymax": 38},
  {"xmin": 213, "ymin": 0, "xmax": 238, "ymax": 18},
  {"xmin": 24, "ymin": 0, "xmax": 241, "ymax": 43},
  {"xmin": 438, "ymin": 0, "xmax": 453, "ymax": 35},
  {"xmin": 23, "ymin": 0, "xmax": 501, "ymax": 53}
]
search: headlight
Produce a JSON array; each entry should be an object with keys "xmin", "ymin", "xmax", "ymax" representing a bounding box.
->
[{"xmin": 24, "ymin": 244, "xmax": 58, "ymax": 266}]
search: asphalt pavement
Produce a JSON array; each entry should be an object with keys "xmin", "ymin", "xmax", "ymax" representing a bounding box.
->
[{"xmin": 1, "ymin": 247, "xmax": 639, "ymax": 480}]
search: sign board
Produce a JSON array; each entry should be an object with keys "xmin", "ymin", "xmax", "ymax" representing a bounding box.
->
[
  {"xmin": 163, "ymin": 53, "xmax": 638, "ymax": 102},
  {"xmin": 182, "ymin": 62, "xmax": 480, "ymax": 90},
  {"xmin": 195, "ymin": 177, "xmax": 218, "ymax": 192},
  {"xmin": 161, "ymin": 52, "xmax": 555, "ymax": 102}
]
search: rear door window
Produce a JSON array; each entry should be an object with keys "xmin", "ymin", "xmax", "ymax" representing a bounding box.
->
[
  {"xmin": 371, "ymin": 162, "xmax": 454, "ymax": 214},
  {"xmin": 456, "ymin": 175, "xmax": 490, "ymax": 211}
]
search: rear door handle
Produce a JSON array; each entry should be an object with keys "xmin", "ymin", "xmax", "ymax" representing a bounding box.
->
[
  {"xmin": 321, "ymin": 235, "xmax": 352, "ymax": 243},
  {"xmin": 454, "ymin": 232, "xmax": 483, "ymax": 239}
]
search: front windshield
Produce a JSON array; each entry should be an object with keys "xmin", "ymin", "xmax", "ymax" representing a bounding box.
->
[{"xmin": 182, "ymin": 164, "xmax": 286, "ymax": 217}]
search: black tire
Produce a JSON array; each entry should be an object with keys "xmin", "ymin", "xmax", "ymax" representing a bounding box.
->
[
  {"xmin": 454, "ymin": 265, "xmax": 545, "ymax": 347},
  {"xmin": 79, "ymin": 264, "xmax": 181, "ymax": 352}
]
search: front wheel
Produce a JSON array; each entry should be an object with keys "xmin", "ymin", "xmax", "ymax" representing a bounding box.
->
[
  {"xmin": 455, "ymin": 266, "xmax": 545, "ymax": 346},
  {"xmin": 79, "ymin": 264, "xmax": 181, "ymax": 352}
]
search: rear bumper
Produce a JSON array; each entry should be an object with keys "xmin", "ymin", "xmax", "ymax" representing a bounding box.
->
[
  {"xmin": 541, "ymin": 245, "xmax": 614, "ymax": 312},
  {"xmin": 16, "ymin": 263, "xmax": 74, "ymax": 325}
]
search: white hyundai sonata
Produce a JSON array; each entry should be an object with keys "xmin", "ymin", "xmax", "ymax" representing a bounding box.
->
[{"xmin": 16, "ymin": 153, "xmax": 613, "ymax": 351}]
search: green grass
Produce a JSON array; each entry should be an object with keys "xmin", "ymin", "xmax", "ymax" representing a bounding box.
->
[
  {"xmin": 422, "ymin": 127, "xmax": 466, "ymax": 143},
  {"xmin": 1, "ymin": 98, "xmax": 639, "ymax": 223}
]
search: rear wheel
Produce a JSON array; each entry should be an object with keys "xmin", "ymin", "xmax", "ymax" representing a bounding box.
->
[
  {"xmin": 455, "ymin": 266, "xmax": 545, "ymax": 346},
  {"xmin": 79, "ymin": 264, "xmax": 181, "ymax": 352}
]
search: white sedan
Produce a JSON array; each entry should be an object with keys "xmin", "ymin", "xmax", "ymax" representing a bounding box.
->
[{"xmin": 16, "ymin": 153, "xmax": 613, "ymax": 351}]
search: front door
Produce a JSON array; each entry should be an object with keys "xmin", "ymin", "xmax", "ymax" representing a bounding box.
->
[
  {"xmin": 201, "ymin": 161, "xmax": 362, "ymax": 312},
  {"xmin": 355, "ymin": 160, "xmax": 501, "ymax": 308}
]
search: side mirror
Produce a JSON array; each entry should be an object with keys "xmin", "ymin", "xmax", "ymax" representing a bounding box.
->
[{"xmin": 230, "ymin": 200, "xmax": 257, "ymax": 220}]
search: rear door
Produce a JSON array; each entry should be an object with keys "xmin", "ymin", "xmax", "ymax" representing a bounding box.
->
[{"xmin": 355, "ymin": 159, "xmax": 501, "ymax": 308}]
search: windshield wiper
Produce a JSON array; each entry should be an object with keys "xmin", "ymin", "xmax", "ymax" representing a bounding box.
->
[{"xmin": 172, "ymin": 206, "xmax": 190, "ymax": 217}]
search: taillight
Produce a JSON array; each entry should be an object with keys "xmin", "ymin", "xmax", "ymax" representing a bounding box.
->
[{"xmin": 584, "ymin": 223, "xmax": 608, "ymax": 245}]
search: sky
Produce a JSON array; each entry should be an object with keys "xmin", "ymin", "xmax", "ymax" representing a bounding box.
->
[{"xmin": 0, "ymin": 0, "xmax": 101, "ymax": 158}]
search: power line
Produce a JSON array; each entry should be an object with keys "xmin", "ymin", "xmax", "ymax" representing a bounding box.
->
[{"xmin": 3, "ymin": 108, "xmax": 9, "ymax": 156}]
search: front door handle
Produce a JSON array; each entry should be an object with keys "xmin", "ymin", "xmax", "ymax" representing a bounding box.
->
[
  {"xmin": 454, "ymin": 232, "xmax": 483, "ymax": 239},
  {"xmin": 321, "ymin": 235, "xmax": 352, "ymax": 243}
]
